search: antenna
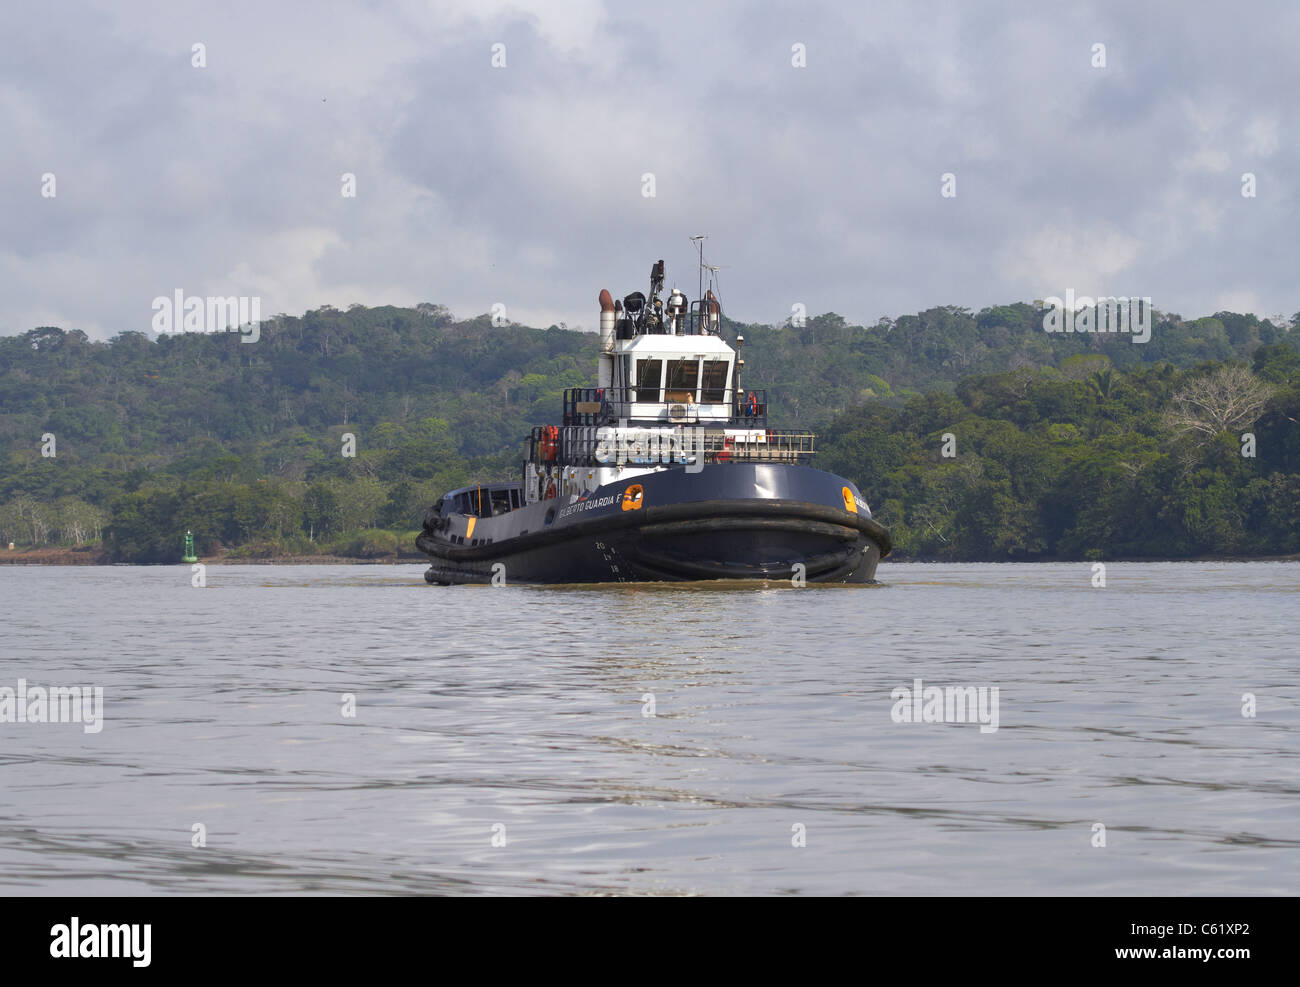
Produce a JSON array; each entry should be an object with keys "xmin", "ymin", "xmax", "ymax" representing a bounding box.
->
[
  {"xmin": 689, "ymin": 234, "xmax": 707, "ymax": 302},
  {"xmin": 702, "ymin": 262, "xmax": 728, "ymax": 298}
]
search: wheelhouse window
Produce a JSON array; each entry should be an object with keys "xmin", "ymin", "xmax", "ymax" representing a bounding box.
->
[
  {"xmin": 664, "ymin": 358, "xmax": 700, "ymax": 403},
  {"xmin": 635, "ymin": 359, "xmax": 662, "ymax": 402},
  {"xmin": 452, "ymin": 488, "xmax": 501, "ymax": 517},
  {"xmin": 700, "ymin": 360, "xmax": 730, "ymax": 402}
]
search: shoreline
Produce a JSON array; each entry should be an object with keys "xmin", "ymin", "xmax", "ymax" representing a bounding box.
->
[
  {"xmin": 2, "ymin": 547, "xmax": 1297, "ymax": 566},
  {"xmin": 0, "ymin": 547, "xmax": 424, "ymax": 566}
]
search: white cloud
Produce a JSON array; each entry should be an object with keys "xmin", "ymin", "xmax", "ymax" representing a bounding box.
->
[
  {"xmin": 1176, "ymin": 147, "xmax": 1232, "ymax": 173},
  {"xmin": 996, "ymin": 226, "xmax": 1142, "ymax": 295},
  {"xmin": 1242, "ymin": 115, "xmax": 1279, "ymax": 157},
  {"xmin": 1213, "ymin": 289, "xmax": 1260, "ymax": 315}
]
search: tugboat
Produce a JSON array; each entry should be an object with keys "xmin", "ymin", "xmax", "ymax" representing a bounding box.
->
[{"xmin": 416, "ymin": 254, "xmax": 891, "ymax": 584}]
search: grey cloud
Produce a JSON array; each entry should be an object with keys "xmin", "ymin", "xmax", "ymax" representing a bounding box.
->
[{"xmin": 2, "ymin": 0, "xmax": 1296, "ymax": 340}]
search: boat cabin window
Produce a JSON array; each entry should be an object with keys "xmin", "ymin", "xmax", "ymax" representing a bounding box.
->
[
  {"xmin": 490, "ymin": 490, "xmax": 512, "ymax": 516},
  {"xmin": 701, "ymin": 360, "xmax": 729, "ymax": 402},
  {"xmin": 451, "ymin": 489, "xmax": 500, "ymax": 517},
  {"xmin": 664, "ymin": 358, "xmax": 699, "ymax": 403},
  {"xmin": 636, "ymin": 359, "xmax": 662, "ymax": 402}
]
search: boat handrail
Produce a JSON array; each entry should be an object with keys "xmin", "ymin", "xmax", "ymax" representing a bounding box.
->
[{"xmin": 529, "ymin": 424, "xmax": 815, "ymax": 467}]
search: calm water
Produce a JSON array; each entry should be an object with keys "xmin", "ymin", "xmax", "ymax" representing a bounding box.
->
[{"xmin": 0, "ymin": 562, "xmax": 1295, "ymax": 896}]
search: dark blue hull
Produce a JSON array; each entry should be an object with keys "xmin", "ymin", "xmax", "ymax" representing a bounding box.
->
[{"xmin": 416, "ymin": 463, "xmax": 891, "ymax": 585}]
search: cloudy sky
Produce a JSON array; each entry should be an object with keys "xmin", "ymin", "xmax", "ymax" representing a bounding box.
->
[{"xmin": 2, "ymin": 0, "xmax": 1296, "ymax": 339}]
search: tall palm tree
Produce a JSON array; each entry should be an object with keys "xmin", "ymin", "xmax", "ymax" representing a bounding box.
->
[{"xmin": 1087, "ymin": 368, "xmax": 1115, "ymax": 403}]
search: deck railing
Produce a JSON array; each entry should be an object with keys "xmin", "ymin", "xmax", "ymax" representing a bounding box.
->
[
  {"xmin": 530, "ymin": 424, "xmax": 815, "ymax": 467},
  {"xmin": 699, "ymin": 428, "xmax": 815, "ymax": 464}
]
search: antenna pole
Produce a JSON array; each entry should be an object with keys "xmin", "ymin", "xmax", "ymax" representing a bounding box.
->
[{"xmin": 690, "ymin": 234, "xmax": 707, "ymax": 302}]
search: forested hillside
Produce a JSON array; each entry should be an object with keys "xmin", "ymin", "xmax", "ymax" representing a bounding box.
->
[{"xmin": 1, "ymin": 302, "xmax": 1296, "ymax": 561}]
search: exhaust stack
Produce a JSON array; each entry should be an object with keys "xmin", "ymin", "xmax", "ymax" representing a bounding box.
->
[
  {"xmin": 598, "ymin": 289, "xmax": 615, "ymax": 389},
  {"xmin": 599, "ymin": 289, "xmax": 615, "ymax": 352}
]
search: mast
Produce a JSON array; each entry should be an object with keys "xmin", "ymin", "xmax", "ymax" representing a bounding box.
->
[{"xmin": 690, "ymin": 234, "xmax": 707, "ymax": 305}]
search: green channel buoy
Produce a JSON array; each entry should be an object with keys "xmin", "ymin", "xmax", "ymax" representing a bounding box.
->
[{"xmin": 182, "ymin": 530, "xmax": 198, "ymax": 563}]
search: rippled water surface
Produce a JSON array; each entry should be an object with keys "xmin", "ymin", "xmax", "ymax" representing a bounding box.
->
[{"xmin": 1, "ymin": 562, "xmax": 1296, "ymax": 895}]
